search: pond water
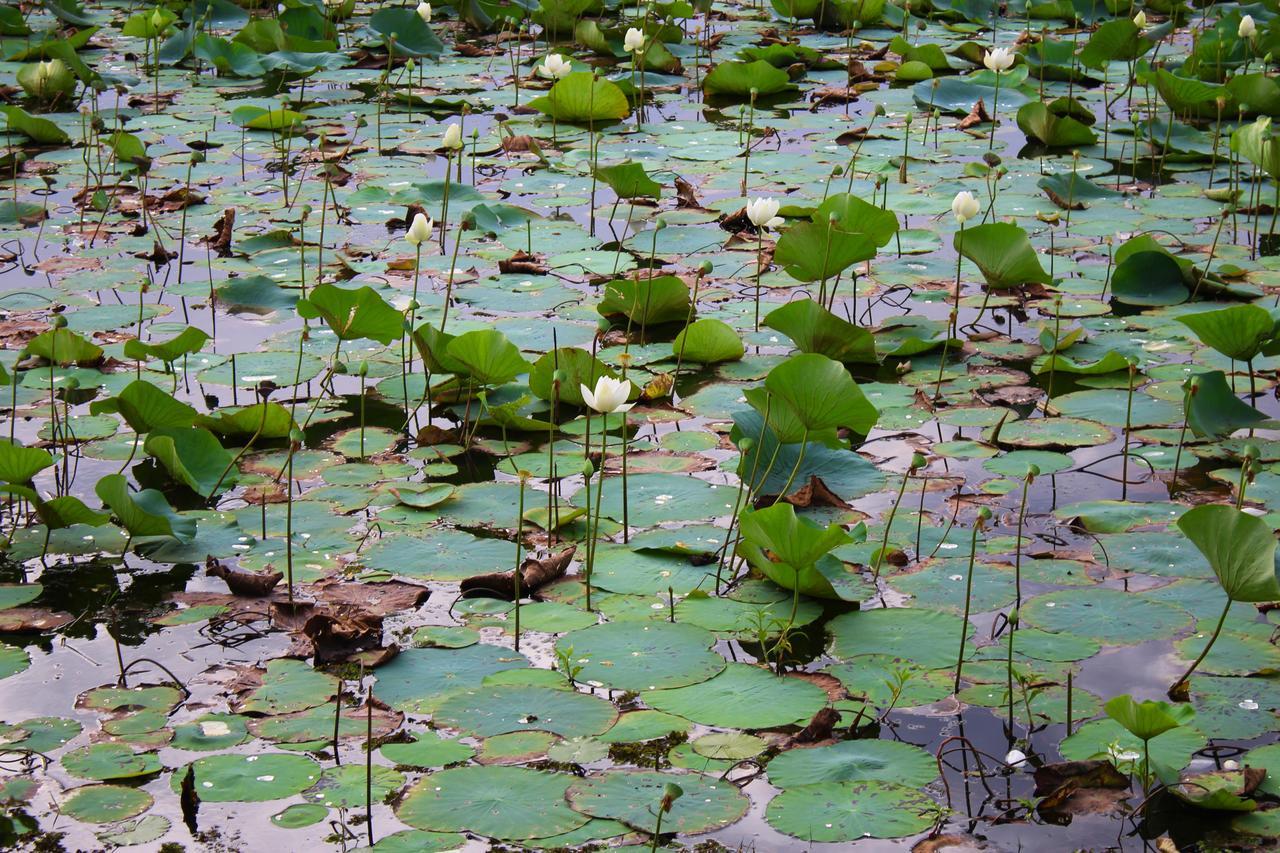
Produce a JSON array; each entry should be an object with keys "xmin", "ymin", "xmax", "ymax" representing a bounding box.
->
[{"xmin": 0, "ymin": 1, "xmax": 1279, "ymax": 851}]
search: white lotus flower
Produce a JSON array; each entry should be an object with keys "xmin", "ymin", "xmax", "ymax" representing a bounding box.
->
[
  {"xmin": 539, "ymin": 53, "xmax": 572, "ymax": 80},
  {"xmin": 745, "ymin": 197, "xmax": 783, "ymax": 229},
  {"xmin": 951, "ymin": 191, "xmax": 980, "ymax": 224},
  {"xmin": 983, "ymin": 47, "xmax": 1015, "ymax": 72},
  {"xmin": 624, "ymin": 28, "xmax": 646, "ymax": 54},
  {"xmin": 416, "ymin": 2, "xmax": 432, "ymax": 22},
  {"xmin": 1240, "ymin": 14, "xmax": 1257, "ymax": 39},
  {"xmin": 580, "ymin": 375, "xmax": 634, "ymax": 414},
  {"xmin": 1132, "ymin": 10, "xmax": 1146, "ymax": 28},
  {"xmin": 1005, "ymin": 748, "xmax": 1028, "ymax": 768},
  {"xmin": 406, "ymin": 212, "xmax": 433, "ymax": 246},
  {"xmin": 441, "ymin": 122, "xmax": 463, "ymax": 150}
]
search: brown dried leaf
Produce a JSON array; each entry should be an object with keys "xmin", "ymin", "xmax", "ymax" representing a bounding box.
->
[
  {"xmin": 459, "ymin": 545, "xmax": 576, "ymax": 600},
  {"xmin": 957, "ymin": 99, "xmax": 992, "ymax": 130},
  {"xmin": 498, "ymin": 250, "xmax": 548, "ymax": 275}
]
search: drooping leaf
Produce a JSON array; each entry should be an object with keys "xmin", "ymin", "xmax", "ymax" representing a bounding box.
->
[{"xmin": 1176, "ymin": 505, "xmax": 1280, "ymax": 603}]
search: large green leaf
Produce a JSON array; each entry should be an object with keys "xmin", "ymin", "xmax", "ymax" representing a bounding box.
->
[
  {"xmin": 598, "ymin": 275, "xmax": 690, "ymax": 325},
  {"xmin": 1016, "ymin": 101, "xmax": 1097, "ymax": 147},
  {"xmin": 123, "ymin": 326, "xmax": 210, "ymax": 364},
  {"xmin": 446, "ymin": 330, "xmax": 530, "ymax": 386},
  {"xmin": 763, "ymin": 353, "xmax": 879, "ymax": 434},
  {"xmin": 1176, "ymin": 505, "xmax": 1280, "ymax": 603},
  {"xmin": 593, "ymin": 161, "xmax": 662, "ymax": 199},
  {"xmin": 672, "ymin": 318, "xmax": 743, "ymax": 363},
  {"xmin": 1104, "ymin": 694, "xmax": 1196, "ymax": 741},
  {"xmin": 0, "ymin": 105, "xmax": 70, "ymax": 145},
  {"xmin": 763, "ymin": 299, "xmax": 877, "ymax": 364},
  {"xmin": 296, "ymin": 283, "xmax": 402, "ymax": 344},
  {"xmin": 0, "ymin": 442, "xmax": 53, "ymax": 484},
  {"xmin": 775, "ymin": 221, "xmax": 878, "ymax": 283},
  {"xmin": 702, "ymin": 60, "xmax": 798, "ymax": 98},
  {"xmin": 143, "ymin": 427, "xmax": 236, "ymax": 497},
  {"xmin": 90, "ymin": 380, "xmax": 198, "ymax": 434},
  {"xmin": 528, "ymin": 72, "xmax": 629, "ymax": 123},
  {"xmin": 954, "ymin": 222, "xmax": 1051, "ymax": 289},
  {"xmin": 21, "ymin": 328, "xmax": 103, "ymax": 365},
  {"xmin": 95, "ymin": 474, "xmax": 196, "ymax": 541},
  {"xmin": 1177, "ymin": 305, "xmax": 1276, "ymax": 362}
]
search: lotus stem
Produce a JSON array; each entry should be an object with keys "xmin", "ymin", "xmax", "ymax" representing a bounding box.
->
[{"xmin": 953, "ymin": 510, "xmax": 988, "ymax": 693}]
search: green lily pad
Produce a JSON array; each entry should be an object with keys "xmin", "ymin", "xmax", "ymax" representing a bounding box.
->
[
  {"xmin": 765, "ymin": 781, "xmax": 936, "ymax": 841},
  {"xmin": 766, "ymin": 738, "xmax": 937, "ymax": 789},
  {"xmin": 555, "ymin": 621, "xmax": 725, "ymax": 692},
  {"xmin": 396, "ymin": 766, "xmax": 588, "ymax": 840},
  {"xmin": 62, "ymin": 785, "xmax": 154, "ymax": 824},
  {"xmin": 432, "ymin": 684, "xmax": 618, "ymax": 738},
  {"xmin": 176, "ymin": 753, "xmax": 321, "ymax": 802},
  {"xmin": 566, "ymin": 769, "xmax": 749, "ymax": 834},
  {"xmin": 1021, "ymin": 588, "xmax": 1193, "ymax": 644},
  {"xmin": 646, "ymin": 663, "xmax": 827, "ymax": 729}
]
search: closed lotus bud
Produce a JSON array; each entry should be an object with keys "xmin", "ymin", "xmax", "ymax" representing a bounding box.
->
[
  {"xmin": 357, "ymin": 360, "xmax": 369, "ymax": 378},
  {"xmin": 1008, "ymin": 607, "xmax": 1019, "ymax": 626},
  {"xmin": 910, "ymin": 452, "xmax": 926, "ymax": 471},
  {"xmin": 976, "ymin": 506, "xmax": 993, "ymax": 525},
  {"xmin": 1243, "ymin": 443, "xmax": 1261, "ymax": 462},
  {"xmin": 738, "ymin": 436, "xmax": 755, "ymax": 453},
  {"xmin": 441, "ymin": 123, "xmax": 463, "ymax": 150},
  {"xmin": 333, "ymin": 361, "xmax": 348, "ymax": 375},
  {"xmin": 406, "ymin": 211, "xmax": 433, "ymax": 246},
  {"xmin": 660, "ymin": 782, "xmax": 683, "ymax": 812},
  {"xmin": 698, "ymin": 259, "xmax": 713, "ymax": 275},
  {"xmin": 51, "ymin": 314, "xmax": 68, "ymax": 328},
  {"xmin": 581, "ymin": 460, "xmax": 595, "ymax": 478},
  {"xmin": 874, "ymin": 103, "xmax": 887, "ymax": 117},
  {"xmin": 289, "ymin": 427, "xmax": 305, "ymax": 449},
  {"xmin": 1026, "ymin": 463, "xmax": 1040, "ymax": 482}
]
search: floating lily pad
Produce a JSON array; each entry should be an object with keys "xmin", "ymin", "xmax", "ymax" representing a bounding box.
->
[
  {"xmin": 566, "ymin": 769, "xmax": 749, "ymax": 835},
  {"xmin": 62, "ymin": 785, "xmax": 154, "ymax": 824},
  {"xmin": 432, "ymin": 684, "xmax": 618, "ymax": 738},
  {"xmin": 555, "ymin": 621, "xmax": 724, "ymax": 692},
  {"xmin": 176, "ymin": 753, "xmax": 322, "ymax": 802},
  {"xmin": 827, "ymin": 608, "xmax": 971, "ymax": 670},
  {"xmin": 767, "ymin": 738, "xmax": 937, "ymax": 789},
  {"xmin": 765, "ymin": 781, "xmax": 936, "ymax": 841},
  {"xmin": 374, "ymin": 645, "xmax": 529, "ymax": 714},
  {"xmin": 381, "ymin": 733, "xmax": 476, "ymax": 768},
  {"xmin": 1021, "ymin": 588, "xmax": 1192, "ymax": 645},
  {"xmin": 396, "ymin": 766, "xmax": 588, "ymax": 840},
  {"xmin": 646, "ymin": 664, "xmax": 827, "ymax": 728}
]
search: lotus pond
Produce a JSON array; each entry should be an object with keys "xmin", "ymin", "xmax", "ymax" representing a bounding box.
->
[{"xmin": 2, "ymin": 0, "xmax": 1280, "ymax": 850}]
